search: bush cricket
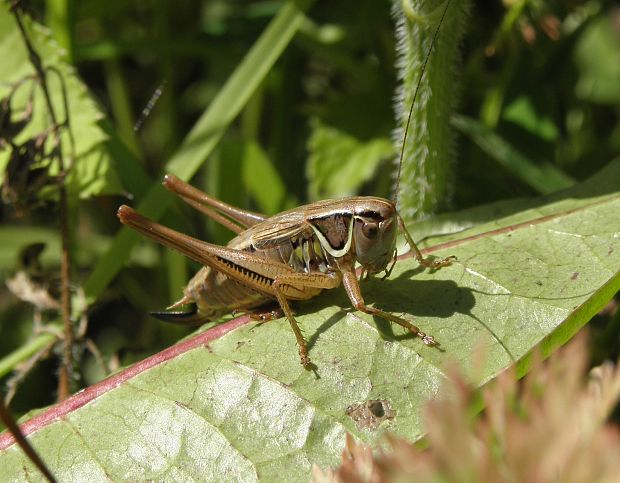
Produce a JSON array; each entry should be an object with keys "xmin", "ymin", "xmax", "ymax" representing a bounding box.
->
[{"xmin": 117, "ymin": 1, "xmax": 455, "ymax": 370}]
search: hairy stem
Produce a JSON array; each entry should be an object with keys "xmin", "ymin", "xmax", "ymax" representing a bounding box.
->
[{"xmin": 392, "ymin": 0, "xmax": 471, "ymax": 220}]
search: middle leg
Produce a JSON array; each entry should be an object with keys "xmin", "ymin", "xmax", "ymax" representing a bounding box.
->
[
  {"xmin": 341, "ymin": 269, "xmax": 437, "ymax": 346},
  {"xmin": 271, "ymin": 271, "xmax": 342, "ymax": 369}
]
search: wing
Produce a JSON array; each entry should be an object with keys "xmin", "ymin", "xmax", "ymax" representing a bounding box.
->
[
  {"xmin": 248, "ymin": 198, "xmax": 357, "ymax": 251},
  {"xmin": 250, "ymin": 212, "xmax": 312, "ymax": 250}
]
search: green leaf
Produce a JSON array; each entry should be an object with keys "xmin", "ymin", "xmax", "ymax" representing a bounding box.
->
[
  {"xmin": 1, "ymin": 160, "xmax": 619, "ymax": 481},
  {"xmin": 502, "ymin": 96, "xmax": 559, "ymax": 142},
  {"xmin": 241, "ymin": 141, "xmax": 286, "ymax": 215},
  {"xmin": 306, "ymin": 119, "xmax": 393, "ymax": 200},
  {"xmin": 0, "ymin": 5, "xmax": 122, "ymax": 199}
]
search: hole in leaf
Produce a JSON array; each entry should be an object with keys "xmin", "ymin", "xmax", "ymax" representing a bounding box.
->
[{"xmin": 346, "ymin": 399, "xmax": 395, "ymax": 431}]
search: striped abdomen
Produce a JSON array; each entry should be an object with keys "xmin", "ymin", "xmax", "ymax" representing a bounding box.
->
[{"xmin": 182, "ymin": 228, "xmax": 335, "ymax": 321}]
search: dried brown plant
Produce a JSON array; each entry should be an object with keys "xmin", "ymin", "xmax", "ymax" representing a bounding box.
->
[{"xmin": 314, "ymin": 335, "xmax": 620, "ymax": 483}]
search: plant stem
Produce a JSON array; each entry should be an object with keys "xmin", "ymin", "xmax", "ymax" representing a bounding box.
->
[
  {"xmin": 0, "ymin": 332, "xmax": 58, "ymax": 379},
  {"xmin": 392, "ymin": 0, "xmax": 471, "ymax": 220},
  {"xmin": 0, "ymin": 400, "xmax": 56, "ymax": 482},
  {"xmin": 11, "ymin": 2, "xmax": 75, "ymax": 401}
]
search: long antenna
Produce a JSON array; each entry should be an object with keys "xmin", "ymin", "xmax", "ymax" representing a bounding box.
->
[
  {"xmin": 134, "ymin": 81, "xmax": 167, "ymax": 132},
  {"xmin": 394, "ymin": 0, "xmax": 453, "ymax": 207}
]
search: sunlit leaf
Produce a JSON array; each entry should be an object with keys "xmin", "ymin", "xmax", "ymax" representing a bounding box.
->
[
  {"xmin": 0, "ymin": 5, "xmax": 122, "ymax": 199},
  {"xmin": 307, "ymin": 119, "xmax": 393, "ymax": 200}
]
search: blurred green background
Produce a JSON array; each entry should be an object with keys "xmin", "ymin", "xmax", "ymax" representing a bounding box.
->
[{"xmin": 1, "ymin": 0, "xmax": 619, "ymax": 417}]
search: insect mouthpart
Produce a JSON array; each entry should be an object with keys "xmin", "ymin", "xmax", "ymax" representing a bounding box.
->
[{"xmin": 353, "ymin": 214, "xmax": 398, "ymax": 275}]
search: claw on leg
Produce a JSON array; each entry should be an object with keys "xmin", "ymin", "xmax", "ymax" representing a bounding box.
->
[
  {"xmin": 234, "ymin": 307, "xmax": 283, "ymax": 323},
  {"xmin": 250, "ymin": 310, "xmax": 282, "ymax": 322},
  {"xmin": 419, "ymin": 332, "xmax": 437, "ymax": 346},
  {"xmin": 272, "ymin": 281, "xmax": 315, "ymax": 370},
  {"xmin": 419, "ymin": 254, "xmax": 457, "ymax": 269},
  {"xmin": 342, "ymin": 269, "xmax": 441, "ymax": 349},
  {"xmin": 397, "ymin": 214, "xmax": 457, "ymax": 270},
  {"xmin": 299, "ymin": 346, "xmax": 314, "ymax": 370}
]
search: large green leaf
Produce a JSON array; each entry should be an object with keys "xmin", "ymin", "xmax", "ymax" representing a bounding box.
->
[{"xmin": 1, "ymin": 160, "xmax": 619, "ymax": 481}]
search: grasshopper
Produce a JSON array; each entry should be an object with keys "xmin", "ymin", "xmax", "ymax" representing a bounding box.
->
[
  {"xmin": 117, "ymin": 1, "xmax": 455, "ymax": 370},
  {"xmin": 118, "ymin": 182, "xmax": 454, "ymax": 369}
]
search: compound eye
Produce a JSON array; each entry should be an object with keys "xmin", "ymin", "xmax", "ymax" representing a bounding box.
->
[{"xmin": 362, "ymin": 222, "xmax": 379, "ymax": 239}]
